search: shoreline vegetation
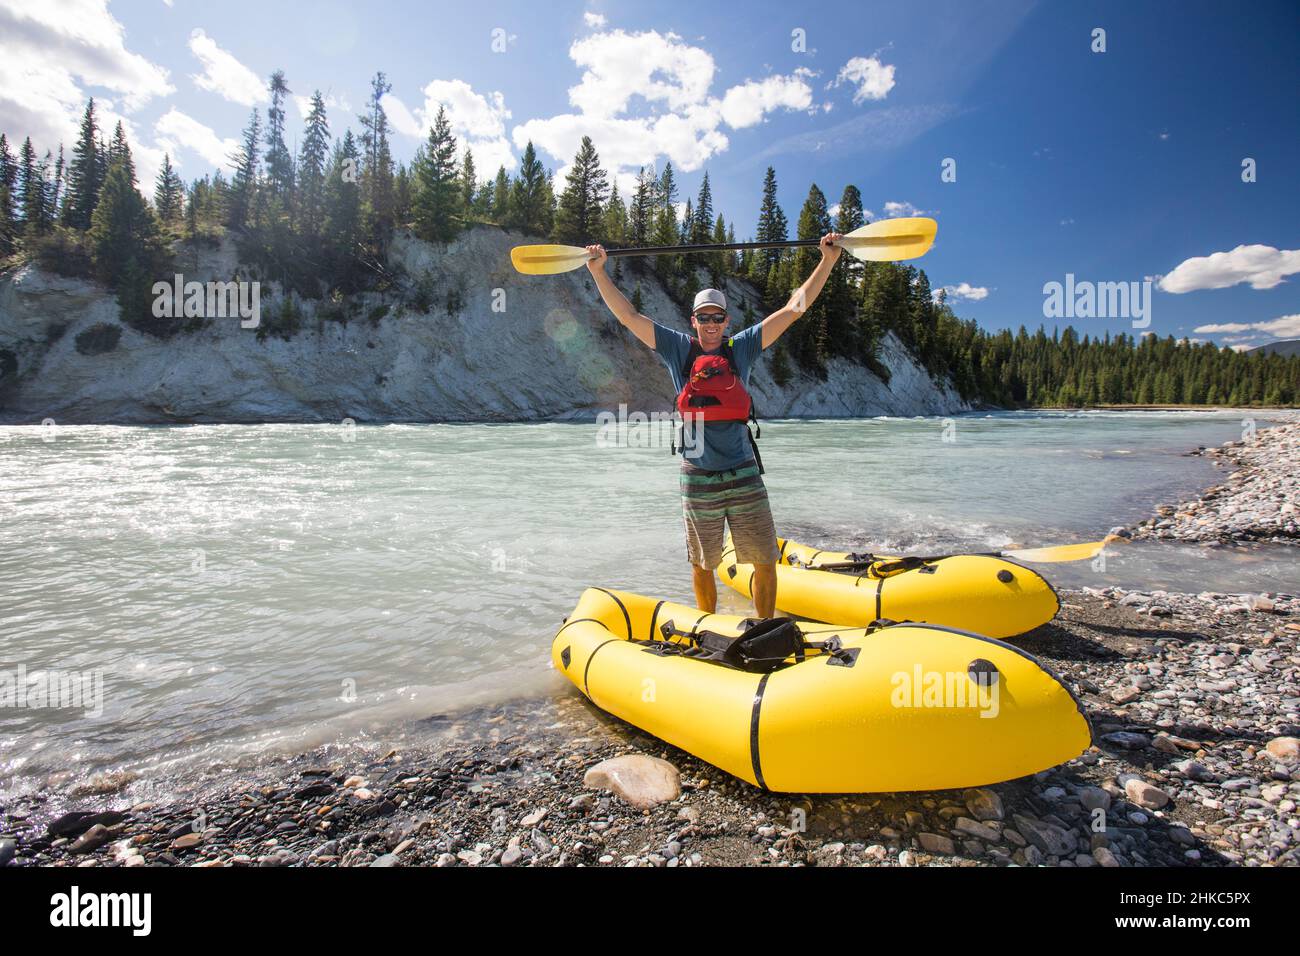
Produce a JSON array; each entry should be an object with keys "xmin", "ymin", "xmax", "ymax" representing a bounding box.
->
[
  {"xmin": 2, "ymin": 80, "xmax": 1298, "ymax": 418},
  {"xmin": 4, "ymin": 415, "xmax": 1296, "ymax": 868}
]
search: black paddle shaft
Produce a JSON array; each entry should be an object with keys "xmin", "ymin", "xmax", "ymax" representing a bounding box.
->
[{"xmin": 602, "ymin": 238, "xmax": 832, "ymax": 257}]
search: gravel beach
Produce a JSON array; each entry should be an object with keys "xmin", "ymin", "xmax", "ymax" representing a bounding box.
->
[
  {"xmin": 1128, "ymin": 413, "xmax": 1299, "ymax": 544},
  {"xmin": 4, "ymin": 415, "xmax": 1297, "ymax": 869}
]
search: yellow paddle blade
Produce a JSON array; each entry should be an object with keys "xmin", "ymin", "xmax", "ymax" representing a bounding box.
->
[
  {"xmin": 1004, "ymin": 535, "xmax": 1128, "ymax": 564},
  {"xmin": 838, "ymin": 217, "xmax": 938, "ymax": 261},
  {"xmin": 510, "ymin": 243, "xmax": 591, "ymax": 275}
]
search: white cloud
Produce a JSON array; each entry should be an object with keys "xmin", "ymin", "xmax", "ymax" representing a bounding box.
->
[
  {"xmin": 936, "ymin": 282, "xmax": 990, "ymax": 302},
  {"xmin": 583, "ymin": 12, "xmax": 606, "ymax": 28},
  {"xmin": 0, "ymin": 0, "xmax": 177, "ymax": 191},
  {"xmin": 1255, "ymin": 314, "xmax": 1300, "ymax": 338},
  {"xmin": 415, "ymin": 80, "xmax": 511, "ymax": 140},
  {"xmin": 514, "ymin": 28, "xmax": 820, "ymax": 178},
  {"xmin": 831, "ymin": 56, "xmax": 896, "ymax": 104},
  {"xmin": 383, "ymin": 94, "xmax": 422, "ymax": 137},
  {"xmin": 386, "ymin": 79, "xmax": 516, "ymax": 173},
  {"xmin": 188, "ymin": 28, "xmax": 265, "ymax": 106},
  {"xmin": 0, "ymin": 0, "xmax": 174, "ymax": 115},
  {"xmin": 718, "ymin": 69, "xmax": 815, "ymax": 128},
  {"xmin": 1158, "ymin": 244, "xmax": 1300, "ymax": 293},
  {"xmin": 0, "ymin": 1, "xmax": 174, "ymax": 197},
  {"xmin": 1193, "ymin": 314, "xmax": 1300, "ymax": 340},
  {"xmin": 567, "ymin": 29, "xmax": 715, "ymax": 119},
  {"xmin": 882, "ymin": 200, "xmax": 925, "ymax": 218},
  {"xmin": 155, "ymin": 107, "xmax": 239, "ymax": 171},
  {"xmin": 1192, "ymin": 323, "xmax": 1251, "ymax": 333}
]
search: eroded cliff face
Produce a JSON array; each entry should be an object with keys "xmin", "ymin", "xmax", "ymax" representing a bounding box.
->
[{"xmin": 0, "ymin": 225, "xmax": 968, "ymax": 424}]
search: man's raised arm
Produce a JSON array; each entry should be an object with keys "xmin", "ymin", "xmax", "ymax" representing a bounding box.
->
[
  {"xmin": 758, "ymin": 232, "xmax": 843, "ymax": 350},
  {"xmin": 585, "ymin": 245, "xmax": 656, "ymax": 349}
]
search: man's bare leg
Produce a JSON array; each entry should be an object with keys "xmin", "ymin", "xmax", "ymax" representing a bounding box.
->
[
  {"xmin": 692, "ymin": 564, "xmax": 717, "ymax": 613},
  {"xmin": 751, "ymin": 563, "xmax": 777, "ymax": 618}
]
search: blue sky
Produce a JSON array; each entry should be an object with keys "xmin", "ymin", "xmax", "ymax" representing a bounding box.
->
[{"xmin": 2, "ymin": 0, "xmax": 1297, "ymax": 347}]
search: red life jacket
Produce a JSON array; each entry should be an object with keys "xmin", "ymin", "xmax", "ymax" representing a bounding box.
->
[
  {"xmin": 674, "ymin": 338, "xmax": 765, "ymax": 474},
  {"xmin": 676, "ymin": 338, "xmax": 753, "ymax": 422}
]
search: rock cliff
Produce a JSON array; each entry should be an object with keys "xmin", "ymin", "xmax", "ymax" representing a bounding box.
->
[{"xmin": 0, "ymin": 225, "xmax": 968, "ymax": 424}]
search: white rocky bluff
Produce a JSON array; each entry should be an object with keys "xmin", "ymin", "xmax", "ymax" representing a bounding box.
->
[{"xmin": 0, "ymin": 226, "xmax": 968, "ymax": 424}]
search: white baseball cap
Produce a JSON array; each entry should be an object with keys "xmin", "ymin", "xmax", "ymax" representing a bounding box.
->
[{"xmin": 692, "ymin": 288, "xmax": 727, "ymax": 313}]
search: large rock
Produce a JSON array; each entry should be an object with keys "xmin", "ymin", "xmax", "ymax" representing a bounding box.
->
[
  {"xmin": 1012, "ymin": 814, "xmax": 1076, "ymax": 858},
  {"xmin": 1266, "ymin": 736, "xmax": 1299, "ymax": 761},
  {"xmin": 1125, "ymin": 778, "xmax": 1171, "ymax": 810},
  {"xmin": 583, "ymin": 755, "xmax": 681, "ymax": 809},
  {"xmin": 963, "ymin": 787, "xmax": 1004, "ymax": 822}
]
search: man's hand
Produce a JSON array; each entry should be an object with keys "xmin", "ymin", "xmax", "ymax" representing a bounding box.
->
[
  {"xmin": 820, "ymin": 231, "xmax": 844, "ymax": 265},
  {"xmin": 585, "ymin": 244, "xmax": 608, "ymax": 276}
]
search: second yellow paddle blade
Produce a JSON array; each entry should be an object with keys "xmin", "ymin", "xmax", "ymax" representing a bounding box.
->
[
  {"xmin": 839, "ymin": 216, "xmax": 938, "ymax": 261},
  {"xmin": 510, "ymin": 244, "xmax": 591, "ymax": 275},
  {"xmin": 1005, "ymin": 538, "xmax": 1119, "ymax": 563}
]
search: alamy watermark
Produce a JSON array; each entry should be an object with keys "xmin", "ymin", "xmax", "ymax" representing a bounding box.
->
[
  {"xmin": 152, "ymin": 274, "xmax": 260, "ymax": 329},
  {"xmin": 0, "ymin": 664, "xmax": 104, "ymax": 718},
  {"xmin": 891, "ymin": 664, "xmax": 1000, "ymax": 718},
  {"xmin": 1043, "ymin": 274, "xmax": 1151, "ymax": 329},
  {"xmin": 595, "ymin": 405, "xmax": 705, "ymax": 458}
]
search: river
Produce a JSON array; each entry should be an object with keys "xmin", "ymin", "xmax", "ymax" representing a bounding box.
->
[{"xmin": 1, "ymin": 409, "xmax": 1295, "ymax": 795}]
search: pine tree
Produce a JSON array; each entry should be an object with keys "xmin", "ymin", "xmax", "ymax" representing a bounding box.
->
[
  {"xmin": 652, "ymin": 189, "xmax": 679, "ymax": 288},
  {"xmin": 492, "ymin": 165, "xmax": 509, "ymax": 221},
  {"xmin": 324, "ymin": 129, "xmax": 362, "ymax": 285},
  {"xmin": 751, "ymin": 166, "xmax": 787, "ymax": 284},
  {"xmin": 628, "ymin": 164, "xmax": 656, "ymax": 246},
  {"xmin": 0, "ymin": 134, "xmax": 16, "ymax": 218},
  {"xmin": 358, "ymin": 72, "xmax": 395, "ymax": 246},
  {"xmin": 226, "ymin": 109, "xmax": 262, "ymax": 230},
  {"xmin": 552, "ymin": 136, "xmax": 609, "ymax": 245},
  {"xmin": 507, "ymin": 141, "xmax": 550, "ymax": 236},
  {"xmin": 393, "ymin": 161, "xmax": 412, "ymax": 225},
  {"xmin": 107, "ymin": 122, "xmax": 135, "ymax": 184},
  {"xmin": 410, "ymin": 106, "xmax": 459, "ymax": 243},
  {"xmin": 154, "ymin": 153, "xmax": 184, "ymax": 222},
  {"xmin": 17, "ymin": 138, "xmax": 41, "ymax": 234},
  {"xmin": 787, "ymin": 183, "xmax": 832, "ymax": 373},
  {"xmin": 706, "ymin": 214, "xmax": 728, "ymax": 286},
  {"xmin": 459, "ymin": 147, "xmax": 476, "ymax": 219},
  {"xmin": 603, "ymin": 181, "xmax": 627, "ymax": 248},
  {"xmin": 0, "ymin": 179, "xmax": 12, "ymax": 256},
  {"xmin": 264, "ymin": 71, "xmax": 295, "ymax": 203},
  {"xmin": 88, "ymin": 155, "xmax": 167, "ymax": 335},
  {"xmin": 48, "ymin": 145, "xmax": 64, "ymax": 223},
  {"xmin": 692, "ymin": 171, "xmax": 713, "ymax": 244},
  {"xmin": 297, "ymin": 91, "xmax": 331, "ymax": 238},
  {"xmin": 62, "ymin": 100, "xmax": 103, "ymax": 229}
]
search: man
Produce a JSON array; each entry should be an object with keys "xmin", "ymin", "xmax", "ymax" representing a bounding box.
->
[{"xmin": 586, "ymin": 232, "xmax": 843, "ymax": 617}]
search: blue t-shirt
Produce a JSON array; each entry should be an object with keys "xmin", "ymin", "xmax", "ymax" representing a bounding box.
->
[{"xmin": 654, "ymin": 322, "xmax": 763, "ymax": 471}]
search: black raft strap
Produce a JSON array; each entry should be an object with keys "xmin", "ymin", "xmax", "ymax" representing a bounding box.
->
[{"xmin": 651, "ymin": 619, "xmax": 854, "ymax": 671}]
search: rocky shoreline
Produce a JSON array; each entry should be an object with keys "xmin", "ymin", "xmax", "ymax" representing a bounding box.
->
[
  {"xmin": 3, "ymin": 415, "xmax": 1297, "ymax": 869},
  {"xmin": 1128, "ymin": 415, "xmax": 1299, "ymax": 544},
  {"xmin": 3, "ymin": 584, "xmax": 1295, "ymax": 869}
]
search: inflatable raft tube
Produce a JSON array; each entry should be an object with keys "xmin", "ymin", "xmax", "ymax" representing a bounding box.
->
[
  {"xmin": 553, "ymin": 588, "xmax": 1091, "ymax": 793},
  {"xmin": 719, "ymin": 535, "xmax": 1060, "ymax": 639}
]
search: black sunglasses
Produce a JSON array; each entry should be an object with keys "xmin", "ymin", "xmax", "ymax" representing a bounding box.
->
[{"xmin": 692, "ymin": 312, "xmax": 728, "ymax": 324}]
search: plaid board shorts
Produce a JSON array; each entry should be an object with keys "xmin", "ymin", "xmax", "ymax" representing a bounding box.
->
[{"xmin": 679, "ymin": 461, "xmax": 779, "ymax": 569}]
